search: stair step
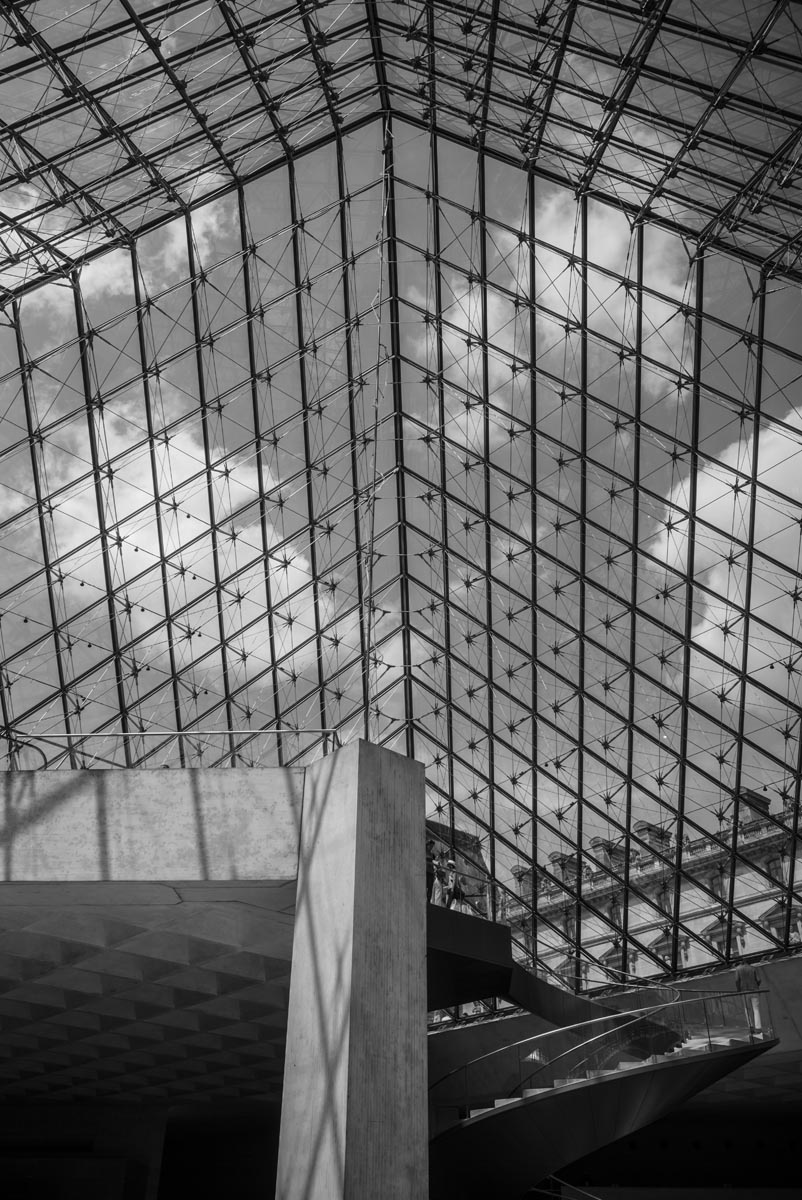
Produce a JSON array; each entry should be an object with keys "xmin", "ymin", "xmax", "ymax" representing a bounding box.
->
[{"xmin": 458, "ymin": 1022, "xmax": 764, "ymax": 1129}]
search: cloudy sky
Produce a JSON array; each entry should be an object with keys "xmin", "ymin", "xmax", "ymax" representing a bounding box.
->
[
  {"xmin": 3, "ymin": 119, "xmax": 802, "ymax": 854},
  {"xmin": 1, "ymin": 5, "xmax": 802, "ymax": 989}
]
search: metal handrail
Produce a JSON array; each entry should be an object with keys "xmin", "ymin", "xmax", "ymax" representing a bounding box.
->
[
  {"xmin": 513, "ymin": 987, "xmax": 770, "ymax": 1098},
  {"xmin": 1, "ymin": 725, "xmax": 343, "ymax": 769},
  {"xmin": 590, "ymin": 968, "xmax": 682, "ymax": 1003},
  {"xmin": 5, "ymin": 729, "xmax": 342, "ymax": 741},
  {"xmin": 428, "ymin": 992, "xmax": 685, "ymax": 1093},
  {"xmin": 428, "ymin": 989, "xmax": 768, "ymax": 1096},
  {"xmin": 511, "ymin": 1009, "xmax": 673, "ymax": 1099}
]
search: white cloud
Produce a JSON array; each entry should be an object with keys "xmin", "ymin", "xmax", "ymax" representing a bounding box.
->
[
  {"xmin": 0, "ymin": 411, "xmax": 349, "ymax": 691},
  {"xmin": 498, "ymin": 190, "xmax": 691, "ymax": 389},
  {"xmin": 79, "ymin": 248, "xmax": 135, "ymax": 299},
  {"xmin": 649, "ymin": 408, "xmax": 802, "ymax": 725},
  {"xmin": 406, "ymin": 188, "xmax": 692, "ymax": 462},
  {"xmin": 12, "ymin": 183, "xmax": 232, "ymax": 332}
]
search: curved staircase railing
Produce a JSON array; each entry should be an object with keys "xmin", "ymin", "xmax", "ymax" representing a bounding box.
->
[{"xmin": 429, "ymin": 987, "xmax": 772, "ymax": 1135}]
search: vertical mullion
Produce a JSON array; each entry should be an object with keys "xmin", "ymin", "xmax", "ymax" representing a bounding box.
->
[
  {"xmin": 528, "ymin": 170, "xmax": 539, "ymax": 966},
  {"xmin": 427, "ymin": 0, "xmax": 455, "ymax": 840},
  {"xmin": 288, "ymin": 163, "xmax": 328, "ymax": 739},
  {"xmin": 238, "ymin": 187, "xmax": 284, "ymax": 765},
  {"xmin": 671, "ymin": 251, "xmax": 705, "ymax": 971},
  {"xmin": 383, "ymin": 114, "xmax": 416, "ymax": 760},
  {"xmin": 335, "ymin": 133, "xmax": 371, "ymax": 743},
  {"xmin": 12, "ymin": 300, "xmax": 76, "ymax": 767},
  {"xmin": 621, "ymin": 221, "xmax": 644, "ymax": 971},
  {"xmin": 574, "ymin": 193, "xmax": 588, "ymax": 989},
  {"xmin": 296, "ymin": 0, "xmax": 356, "ymax": 751},
  {"xmin": 72, "ymin": 273, "xmax": 132, "ymax": 766},
  {"xmin": 784, "ymin": 727, "xmax": 802, "ymax": 946},
  {"xmin": 0, "ymin": 677, "xmax": 15, "ymax": 768},
  {"xmin": 131, "ymin": 242, "xmax": 187, "ymax": 768},
  {"xmin": 477, "ymin": 0, "xmax": 502, "ymax": 931},
  {"xmin": 478, "ymin": 149, "xmax": 496, "ymax": 922},
  {"xmin": 364, "ymin": 0, "xmax": 391, "ymax": 114},
  {"xmin": 184, "ymin": 213, "xmax": 236, "ymax": 763},
  {"xmin": 725, "ymin": 271, "xmax": 767, "ymax": 958}
]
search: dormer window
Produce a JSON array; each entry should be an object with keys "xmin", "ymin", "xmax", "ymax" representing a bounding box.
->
[
  {"xmin": 703, "ymin": 916, "xmax": 746, "ymax": 957},
  {"xmin": 709, "ymin": 868, "xmax": 725, "ymax": 899},
  {"xmin": 764, "ymin": 851, "xmax": 789, "ymax": 885},
  {"xmin": 556, "ymin": 956, "xmax": 588, "ymax": 988},
  {"xmin": 601, "ymin": 941, "xmax": 625, "ymax": 982},
  {"xmin": 651, "ymin": 928, "xmax": 690, "ymax": 969},
  {"xmin": 763, "ymin": 902, "xmax": 802, "ymax": 944}
]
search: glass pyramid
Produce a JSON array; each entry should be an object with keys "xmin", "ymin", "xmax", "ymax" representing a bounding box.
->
[{"xmin": 2, "ymin": 0, "xmax": 802, "ymax": 984}]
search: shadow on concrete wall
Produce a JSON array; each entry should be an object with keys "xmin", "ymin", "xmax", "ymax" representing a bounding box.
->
[
  {"xmin": 0, "ymin": 766, "xmax": 305, "ymax": 883},
  {"xmin": 278, "ymin": 757, "xmax": 349, "ymax": 1198}
]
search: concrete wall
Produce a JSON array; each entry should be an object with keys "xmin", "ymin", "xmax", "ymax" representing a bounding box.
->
[
  {"xmin": 0, "ymin": 768, "xmax": 304, "ymax": 881},
  {"xmin": 675, "ymin": 952, "xmax": 802, "ymax": 1055},
  {"xmin": 0, "ymin": 746, "xmax": 430, "ymax": 1200},
  {"xmin": 276, "ymin": 741, "xmax": 428, "ymax": 1200}
]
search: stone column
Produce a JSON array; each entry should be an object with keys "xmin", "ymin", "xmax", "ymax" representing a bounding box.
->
[{"xmin": 276, "ymin": 740, "xmax": 427, "ymax": 1199}]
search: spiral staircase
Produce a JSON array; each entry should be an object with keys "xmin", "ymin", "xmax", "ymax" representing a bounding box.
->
[{"xmin": 427, "ymin": 915, "xmax": 777, "ymax": 1200}]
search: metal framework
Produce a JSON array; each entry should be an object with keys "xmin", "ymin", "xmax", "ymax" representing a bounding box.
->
[{"xmin": 2, "ymin": 0, "xmax": 802, "ymax": 986}]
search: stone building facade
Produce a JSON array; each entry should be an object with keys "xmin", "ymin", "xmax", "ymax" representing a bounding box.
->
[{"xmin": 503, "ymin": 793, "xmax": 802, "ymax": 988}]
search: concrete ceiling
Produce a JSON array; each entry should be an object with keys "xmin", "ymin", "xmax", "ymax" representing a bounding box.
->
[{"xmin": 0, "ymin": 882, "xmax": 295, "ymax": 1105}]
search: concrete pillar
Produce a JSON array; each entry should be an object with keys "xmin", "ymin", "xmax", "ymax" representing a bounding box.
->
[{"xmin": 276, "ymin": 741, "xmax": 427, "ymax": 1200}]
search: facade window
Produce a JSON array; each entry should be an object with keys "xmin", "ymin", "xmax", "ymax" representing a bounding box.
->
[
  {"xmin": 767, "ymin": 853, "xmax": 790, "ymax": 885},
  {"xmin": 651, "ymin": 931, "xmax": 690, "ymax": 970},
  {"xmin": 601, "ymin": 942, "xmax": 627, "ymax": 982},
  {"xmin": 656, "ymin": 880, "xmax": 672, "ymax": 913},
  {"xmin": 763, "ymin": 904, "xmax": 802, "ymax": 945},
  {"xmin": 707, "ymin": 921, "xmax": 726, "ymax": 955},
  {"xmin": 557, "ymin": 957, "xmax": 588, "ymax": 989},
  {"xmin": 704, "ymin": 919, "xmax": 746, "ymax": 957}
]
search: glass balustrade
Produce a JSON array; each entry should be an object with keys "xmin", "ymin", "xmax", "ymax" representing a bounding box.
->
[{"xmin": 429, "ymin": 990, "xmax": 773, "ymax": 1137}]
